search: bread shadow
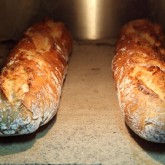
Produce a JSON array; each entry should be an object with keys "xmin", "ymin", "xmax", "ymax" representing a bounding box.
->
[
  {"xmin": 0, "ymin": 115, "xmax": 57, "ymax": 156},
  {"xmin": 126, "ymin": 124, "xmax": 165, "ymax": 164}
]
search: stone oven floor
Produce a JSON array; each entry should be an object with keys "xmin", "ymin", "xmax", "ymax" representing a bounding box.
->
[{"xmin": 0, "ymin": 42, "xmax": 165, "ymax": 165}]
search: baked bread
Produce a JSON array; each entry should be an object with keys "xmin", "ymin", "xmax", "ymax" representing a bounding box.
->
[
  {"xmin": 0, "ymin": 19, "xmax": 72, "ymax": 136},
  {"xmin": 112, "ymin": 19, "xmax": 165, "ymax": 143}
]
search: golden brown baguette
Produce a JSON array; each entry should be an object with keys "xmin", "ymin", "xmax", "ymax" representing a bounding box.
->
[
  {"xmin": 0, "ymin": 19, "xmax": 72, "ymax": 136},
  {"xmin": 112, "ymin": 19, "xmax": 165, "ymax": 143}
]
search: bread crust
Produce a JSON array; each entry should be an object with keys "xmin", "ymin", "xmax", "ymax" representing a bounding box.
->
[
  {"xmin": 112, "ymin": 19, "xmax": 165, "ymax": 143},
  {"xmin": 0, "ymin": 19, "xmax": 72, "ymax": 136}
]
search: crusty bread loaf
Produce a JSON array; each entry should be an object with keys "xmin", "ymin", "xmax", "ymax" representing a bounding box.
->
[
  {"xmin": 0, "ymin": 19, "xmax": 72, "ymax": 136},
  {"xmin": 112, "ymin": 19, "xmax": 165, "ymax": 143}
]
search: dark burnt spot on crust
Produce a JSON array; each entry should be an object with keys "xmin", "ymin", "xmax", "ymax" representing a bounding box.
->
[
  {"xmin": 147, "ymin": 66, "xmax": 159, "ymax": 73},
  {"xmin": 147, "ymin": 66, "xmax": 165, "ymax": 75},
  {"xmin": 1, "ymin": 70, "xmax": 8, "ymax": 77},
  {"xmin": 137, "ymin": 80, "xmax": 159, "ymax": 98},
  {"xmin": 0, "ymin": 89, "xmax": 8, "ymax": 100}
]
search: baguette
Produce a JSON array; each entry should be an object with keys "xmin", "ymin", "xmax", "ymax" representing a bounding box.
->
[
  {"xmin": 0, "ymin": 19, "xmax": 72, "ymax": 136},
  {"xmin": 112, "ymin": 19, "xmax": 165, "ymax": 143}
]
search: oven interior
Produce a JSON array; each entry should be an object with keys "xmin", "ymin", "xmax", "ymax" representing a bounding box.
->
[{"xmin": 0, "ymin": 0, "xmax": 165, "ymax": 164}]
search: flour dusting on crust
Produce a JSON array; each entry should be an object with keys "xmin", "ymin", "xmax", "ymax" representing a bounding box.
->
[
  {"xmin": 112, "ymin": 19, "xmax": 165, "ymax": 143},
  {"xmin": 0, "ymin": 19, "xmax": 72, "ymax": 136}
]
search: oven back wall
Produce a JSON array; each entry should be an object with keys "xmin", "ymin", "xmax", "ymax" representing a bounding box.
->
[{"xmin": 1, "ymin": 0, "xmax": 165, "ymax": 40}]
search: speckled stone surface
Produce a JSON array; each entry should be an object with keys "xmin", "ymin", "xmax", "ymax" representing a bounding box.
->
[{"xmin": 0, "ymin": 42, "xmax": 165, "ymax": 164}]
